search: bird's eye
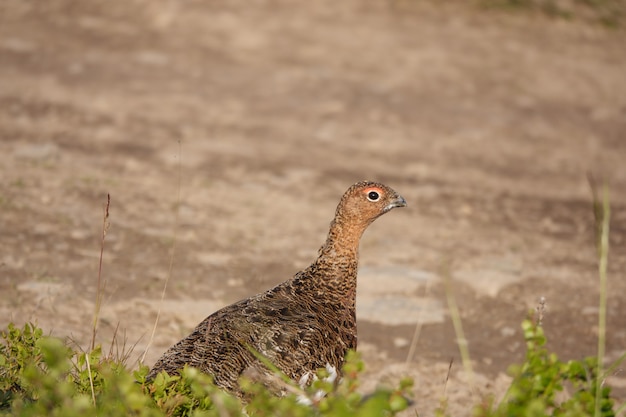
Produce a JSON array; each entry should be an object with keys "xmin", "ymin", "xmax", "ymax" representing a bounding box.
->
[{"xmin": 367, "ymin": 191, "xmax": 380, "ymax": 202}]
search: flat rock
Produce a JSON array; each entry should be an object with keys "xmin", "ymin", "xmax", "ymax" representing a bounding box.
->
[
  {"xmin": 357, "ymin": 266, "xmax": 442, "ymax": 325},
  {"xmin": 358, "ymin": 295, "xmax": 444, "ymax": 325},
  {"xmin": 453, "ymin": 255, "xmax": 523, "ymax": 297},
  {"xmin": 13, "ymin": 143, "xmax": 60, "ymax": 160},
  {"xmin": 358, "ymin": 266, "xmax": 436, "ymax": 295}
]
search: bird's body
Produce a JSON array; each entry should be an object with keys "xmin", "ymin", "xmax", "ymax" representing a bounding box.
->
[{"xmin": 146, "ymin": 181, "xmax": 406, "ymax": 395}]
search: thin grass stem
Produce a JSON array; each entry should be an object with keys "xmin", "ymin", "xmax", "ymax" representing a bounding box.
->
[
  {"xmin": 84, "ymin": 351, "xmax": 97, "ymax": 407},
  {"xmin": 594, "ymin": 184, "xmax": 610, "ymax": 417},
  {"xmin": 442, "ymin": 264, "xmax": 476, "ymax": 398},
  {"xmin": 405, "ymin": 279, "xmax": 432, "ymax": 365},
  {"xmin": 91, "ymin": 194, "xmax": 110, "ymax": 350},
  {"xmin": 141, "ymin": 140, "xmax": 183, "ymax": 364}
]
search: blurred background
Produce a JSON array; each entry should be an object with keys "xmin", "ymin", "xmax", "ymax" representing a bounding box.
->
[{"xmin": 1, "ymin": 0, "xmax": 625, "ymax": 413}]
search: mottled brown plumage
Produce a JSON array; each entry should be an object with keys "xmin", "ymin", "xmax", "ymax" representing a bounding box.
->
[{"xmin": 146, "ymin": 181, "xmax": 406, "ymax": 395}]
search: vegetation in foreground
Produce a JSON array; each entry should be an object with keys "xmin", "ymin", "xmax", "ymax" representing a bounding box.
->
[
  {"xmin": 0, "ymin": 314, "xmax": 623, "ymax": 416},
  {"xmin": 0, "ymin": 322, "xmax": 413, "ymax": 417}
]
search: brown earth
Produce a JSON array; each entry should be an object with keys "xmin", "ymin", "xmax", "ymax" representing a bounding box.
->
[{"xmin": 1, "ymin": 1, "xmax": 625, "ymax": 415}]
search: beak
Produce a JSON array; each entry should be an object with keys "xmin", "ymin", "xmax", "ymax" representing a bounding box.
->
[{"xmin": 385, "ymin": 194, "xmax": 407, "ymax": 211}]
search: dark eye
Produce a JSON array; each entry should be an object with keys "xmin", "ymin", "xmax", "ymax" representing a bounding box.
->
[{"xmin": 367, "ymin": 191, "xmax": 380, "ymax": 202}]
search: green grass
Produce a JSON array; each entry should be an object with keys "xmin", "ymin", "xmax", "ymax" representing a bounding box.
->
[
  {"xmin": 1, "ymin": 311, "xmax": 623, "ymax": 416},
  {"xmin": 0, "ymin": 325, "xmax": 412, "ymax": 416},
  {"xmin": 478, "ymin": 0, "xmax": 626, "ymax": 27}
]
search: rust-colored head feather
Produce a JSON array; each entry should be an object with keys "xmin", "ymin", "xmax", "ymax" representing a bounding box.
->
[{"xmin": 322, "ymin": 181, "xmax": 407, "ymax": 258}]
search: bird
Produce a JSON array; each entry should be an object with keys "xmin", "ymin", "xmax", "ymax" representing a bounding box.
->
[{"xmin": 146, "ymin": 181, "xmax": 407, "ymax": 396}]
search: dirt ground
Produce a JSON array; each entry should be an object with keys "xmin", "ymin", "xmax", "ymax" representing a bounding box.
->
[{"xmin": 1, "ymin": 0, "xmax": 625, "ymax": 415}]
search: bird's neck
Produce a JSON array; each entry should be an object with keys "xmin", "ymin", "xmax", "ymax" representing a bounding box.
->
[
  {"xmin": 319, "ymin": 217, "xmax": 366, "ymax": 258},
  {"xmin": 308, "ymin": 218, "xmax": 365, "ymax": 301}
]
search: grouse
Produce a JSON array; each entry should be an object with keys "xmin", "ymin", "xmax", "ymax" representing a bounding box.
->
[{"xmin": 146, "ymin": 181, "xmax": 407, "ymax": 395}]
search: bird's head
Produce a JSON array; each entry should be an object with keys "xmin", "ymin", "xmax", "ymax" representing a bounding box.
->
[{"xmin": 336, "ymin": 181, "xmax": 407, "ymax": 227}]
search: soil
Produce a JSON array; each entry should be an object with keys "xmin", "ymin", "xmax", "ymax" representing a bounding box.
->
[{"xmin": 1, "ymin": 1, "xmax": 625, "ymax": 415}]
